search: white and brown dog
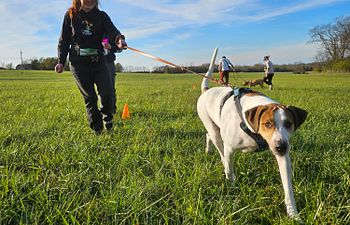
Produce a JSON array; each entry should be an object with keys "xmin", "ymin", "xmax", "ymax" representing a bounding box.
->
[{"xmin": 197, "ymin": 48, "xmax": 307, "ymax": 219}]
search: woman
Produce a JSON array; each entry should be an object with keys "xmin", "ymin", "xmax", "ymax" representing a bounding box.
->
[
  {"xmin": 263, "ymin": 55, "xmax": 274, "ymax": 90},
  {"xmin": 55, "ymin": 0, "xmax": 127, "ymax": 134}
]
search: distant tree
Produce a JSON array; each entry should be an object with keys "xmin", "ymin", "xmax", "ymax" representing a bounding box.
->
[
  {"xmin": 30, "ymin": 58, "xmax": 41, "ymax": 70},
  {"xmin": 115, "ymin": 63, "xmax": 123, "ymax": 72},
  {"xmin": 41, "ymin": 57, "xmax": 57, "ymax": 70},
  {"xmin": 164, "ymin": 66, "xmax": 170, "ymax": 74},
  {"xmin": 5, "ymin": 63, "xmax": 14, "ymax": 70},
  {"xmin": 292, "ymin": 63, "xmax": 307, "ymax": 74},
  {"xmin": 336, "ymin": 16, "xmax": 350, "ymax": 58},
  {"xmin": 309, "ymin": 16, "xmax": 350, "ymax": 61}
]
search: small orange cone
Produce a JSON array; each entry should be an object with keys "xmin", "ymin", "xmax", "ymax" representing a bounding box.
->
[{"xmin": 121, "ymin": 103, "xmax": 130, "ymax": 119}]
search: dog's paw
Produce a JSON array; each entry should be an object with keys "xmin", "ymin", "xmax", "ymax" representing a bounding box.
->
[
  {"xmin": 205, "ymin": 133, "xmax": 213, "ymax": 153},
  {"xmin": 290, "ymin": 215, "xmax": 303, "ymax": 223},
  {"xmin": 205, "ymin": 146, "xmax": 213, "ymax": 153},
  {"xmin": 225, "ymin": 173, "xmax": 236, "ymax": 183},
  {"xmin": 288, "ymin": 210, "xmax": 303, "ymax": 223}
]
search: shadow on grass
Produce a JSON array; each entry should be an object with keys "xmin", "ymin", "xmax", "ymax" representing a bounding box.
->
[{"xmin": 1, "ymin": 126, "xmax": 57, "ymax": 148}]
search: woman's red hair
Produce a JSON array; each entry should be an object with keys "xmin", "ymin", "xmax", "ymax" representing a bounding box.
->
[{"xmin": 68, "ymin": 0, "xmax": 99, "ymax": 18}]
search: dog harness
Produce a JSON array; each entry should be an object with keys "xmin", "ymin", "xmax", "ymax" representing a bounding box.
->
[{"xmin": 220, "ymin": 87, "xmax": 268, "ymax": 151}]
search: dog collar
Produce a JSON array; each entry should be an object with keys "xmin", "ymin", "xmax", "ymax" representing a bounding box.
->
[{"xmin": 220, "ymin": 87, "xmax": 268, "ymax": 152}]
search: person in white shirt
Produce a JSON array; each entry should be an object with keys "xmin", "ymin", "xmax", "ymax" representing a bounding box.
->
[
  {"xmin": 263, "ymin": 55, "xmax": 274, "ymax": 90},
  {"xmin": 218, "ymin": 56, "xmax": 234, "ymax": 85}
]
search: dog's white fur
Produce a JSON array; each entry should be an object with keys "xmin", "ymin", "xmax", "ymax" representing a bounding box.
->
[{"xmin": 197, "ymin": 48, "xmax": 307, "ymax": 219}]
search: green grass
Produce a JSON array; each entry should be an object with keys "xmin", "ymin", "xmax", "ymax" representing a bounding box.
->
[{"xmin": 0, "ymin": 70, "xmax": 349, "ymax": 224}]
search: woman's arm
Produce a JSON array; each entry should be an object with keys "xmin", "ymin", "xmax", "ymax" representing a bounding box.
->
[
  {"xmin": 57, "ymin": 12, "xmax": 72, "ymax": 66},
  {"xmin": 101, "ymin": 11, "xmax": 127, "ymax": 49}
]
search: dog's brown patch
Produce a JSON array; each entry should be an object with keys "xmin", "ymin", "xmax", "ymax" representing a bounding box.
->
[
  {"xmin": 258, "ymin": 105, "xmax": 279, "ymax": 144},
  {"xmin": 245, "ymin": 104, "xmax": 277, "ymax": 132}
]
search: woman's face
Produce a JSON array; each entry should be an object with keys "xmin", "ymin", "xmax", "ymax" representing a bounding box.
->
[{"xmin": 80, "ymin": 0, "xmax": 97, "ymax": 12}]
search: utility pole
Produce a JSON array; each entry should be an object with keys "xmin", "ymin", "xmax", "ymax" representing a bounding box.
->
[{"xmin": 20, "ymin": 49, "xmax": 23, "ymax": 65}]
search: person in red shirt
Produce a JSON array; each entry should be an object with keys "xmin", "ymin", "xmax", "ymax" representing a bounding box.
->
[{"xmin": 218, "ymin": 56, "xmax": 235, "ymax": 86}]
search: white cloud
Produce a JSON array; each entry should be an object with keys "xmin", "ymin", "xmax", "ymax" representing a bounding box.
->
[
  {"xmin": 113, "ymin": 0, "xmax": 342, "ymax": 34},
  {"xmin": 112, "ymin": 0, "xmax": 253, "ymax": 29},
  {"xmin": 123, "ymin": 21, "xmax": 180, "ymax": 39},
  {"xmin": 239, "ymin": 0, "xmax": 343, "ymax": 22},
  {"xmin": 0, "ymin": 0, "xmax": 69, "ymax": 64},
  {"xmin": 228, "ymin": 42, "xmax": 318, "ymax": 66}
]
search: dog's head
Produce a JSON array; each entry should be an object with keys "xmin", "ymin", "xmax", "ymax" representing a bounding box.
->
[
  {"xmin": 243, "ymin": 80, "xmax": 250, "ymax": 86},
  {"xmin": 245, "ymin": 104, "xmax": 307, "ymax": 155}
]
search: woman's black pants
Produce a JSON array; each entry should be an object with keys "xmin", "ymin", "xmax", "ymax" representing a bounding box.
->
[{"xmin": 70, "ymin": 60, "xmax": 114, "ymax": 132}]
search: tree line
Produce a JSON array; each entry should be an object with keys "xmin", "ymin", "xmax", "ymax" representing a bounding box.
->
[
  {"xmin": 151, "ymin": 62, "xmax": 315, "ymax": 74},
  {"xmin": 0, "ymin": 57, "xmax": 314, "ymax": 74},
  {"xmin": 7, "ymin": 57, "xmax": 123, "ymax": 72},
  {"xmin": 1, "ymin": 57, "xmax": 315, "ymax": 74}
]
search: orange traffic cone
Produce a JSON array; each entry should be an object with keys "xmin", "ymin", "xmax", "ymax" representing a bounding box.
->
[{"xmin": 121, "ymin": 103, "xmax": 130, "ymax": 119}]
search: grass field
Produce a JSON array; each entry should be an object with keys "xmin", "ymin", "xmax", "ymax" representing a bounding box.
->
[{"xmin": 0, "ymin": 70, "xmax": 349, "ymax": 224}]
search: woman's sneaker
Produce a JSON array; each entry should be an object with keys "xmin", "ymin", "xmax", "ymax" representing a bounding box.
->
[
  {"xmin": 105, "ymin": 120, "xmax": 114, "ymax": 131},
  {"xmin": 94, "ymin": 129, "xmax": 103, "ymax": 135}
]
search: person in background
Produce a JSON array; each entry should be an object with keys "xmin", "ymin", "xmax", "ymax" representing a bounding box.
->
[
  {"xmin": 263, "ymin": 55, "xmax": 274, "ymax": 90},
  {"xmin": 218, "ymin": 56, "xmax": 235, "ymax": 86},
  {"xmin": 101, "ymin": 37, "xmax": 123, "ymax": 115},
  {"xmin": 55, "ymin": 0, "xmax": 127, "ymax": 134}
]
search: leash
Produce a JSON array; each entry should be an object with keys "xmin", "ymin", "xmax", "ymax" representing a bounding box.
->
[
  {"xmin": 127, "ymin": 46, "xmax": 231, "ymax": 87},
  {"xmin": 233, "ymin": 70, "xmax": 243, "ymax": 81}
]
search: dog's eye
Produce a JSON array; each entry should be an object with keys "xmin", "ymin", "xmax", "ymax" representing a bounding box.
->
[
  {"xmin": 264, "ymin": 121, "xmax": 273, "ymax": 128},
  {"xmin": 284, "ymin": 121, "xmax": 292, "ymax": 129}
]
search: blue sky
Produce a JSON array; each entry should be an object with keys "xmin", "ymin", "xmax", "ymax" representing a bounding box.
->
[{"xmin": 0, "ymin": 0, "xmax": 349, "ymax": 69}]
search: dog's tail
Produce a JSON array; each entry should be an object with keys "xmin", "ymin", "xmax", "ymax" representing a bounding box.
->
[{"xmin": 201, "ymin": 47, "xmax": 218, "ymax": 93}]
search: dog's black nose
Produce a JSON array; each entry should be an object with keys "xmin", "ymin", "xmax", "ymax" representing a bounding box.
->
[{"xmin": 276, "ymin": 141, "xmax": 288, "ymax": 153}]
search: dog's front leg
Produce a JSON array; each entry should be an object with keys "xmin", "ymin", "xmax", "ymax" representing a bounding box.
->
[
  {"xmin": 223, "ymin": 144, "xmax": 235, "ymax": 182},
  {"xmin": 275, "ymin": 153, "xmax": 301, "ymax": 220},
  {"xmin": 205, "ymin": 133, "xmax": 213, "ymax": 153}
]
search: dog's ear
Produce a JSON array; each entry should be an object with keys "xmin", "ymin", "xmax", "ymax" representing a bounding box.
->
[
  {"xmin": 286, "ymin": 106, "xmax": 308, "ymax": 131},
  {"xmin": 245, "ymin": 105, "xmax": 269, "ymax": 132}
]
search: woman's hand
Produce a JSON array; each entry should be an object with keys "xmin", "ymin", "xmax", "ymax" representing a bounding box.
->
[
  {"xmin": 55, "ymin": 63, "xmax": 64, "ymax": 73},
  {"xmin": 102, "ymin": 42, "xmax": 111, "ymax": 49},
  {"xmin": 116, "ymin": 35, "xmax": 127, "ymax": 49}
]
